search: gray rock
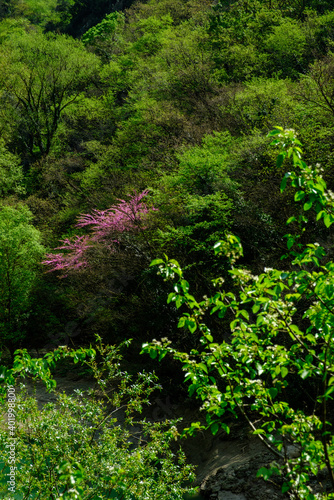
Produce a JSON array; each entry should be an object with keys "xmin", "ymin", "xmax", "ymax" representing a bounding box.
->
[{"xmin": 218, "ymin": 492, "xmax": 247, "ymax": 500}]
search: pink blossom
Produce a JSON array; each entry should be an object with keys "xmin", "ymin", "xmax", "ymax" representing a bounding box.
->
[
  {"xmin": 76, "ymin": 190, "xmax": 155, "ymax": 239},
  {"xmin": 43, "ymin": 191, "xmax": 157, "ymax": 275},
  {"xmin": 43, "ymin": 235, "xmax": 92, "ymax": 277}
]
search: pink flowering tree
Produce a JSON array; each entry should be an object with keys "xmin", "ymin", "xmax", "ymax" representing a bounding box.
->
[{"xmin": 43, "ymin": 191, "xmax": 157, "ymax": 277}]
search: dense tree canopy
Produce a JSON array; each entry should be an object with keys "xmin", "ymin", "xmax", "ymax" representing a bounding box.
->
[{"xmin": 1, "ymin": 0, "xmax": 334, "ymax": 497}]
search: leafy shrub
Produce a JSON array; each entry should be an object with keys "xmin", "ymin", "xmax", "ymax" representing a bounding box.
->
[
  {"xmin": 0, "ymin": 341, "xmax": 195, "ymax": 499},
  {"xmin": 144, "ymin": 128, "xmax": 334, "ymax": 499}
]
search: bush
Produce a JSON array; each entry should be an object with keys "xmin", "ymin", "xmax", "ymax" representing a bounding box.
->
[
  {"xmin": 144, "ymin": 128, "xmax": 334, "ymax": 499},
  {"xmin": 0, "ymin": 341, "xmax": 195, "ymax": 499}
]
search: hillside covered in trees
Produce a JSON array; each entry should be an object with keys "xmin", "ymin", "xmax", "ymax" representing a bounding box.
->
[{"xmin": 2, "ymin": 0, "xmax": 334, "ymax": 499}]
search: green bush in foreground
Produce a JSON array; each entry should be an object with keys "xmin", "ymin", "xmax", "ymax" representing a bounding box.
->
[
  {"xmin": 143, "ymin": 127, "xmax": 334, "ymax": 499},
  {"xmin": 0, "ymin": 340, "xmax": 195, "ymax": 499}
]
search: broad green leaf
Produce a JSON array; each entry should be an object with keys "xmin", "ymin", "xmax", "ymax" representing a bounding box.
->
[
  {"xmin": 268, "ymin": 128, "xmax": 283, "ymax": 137},
  {"xmin": 300, "ymin": 369, "xmax": 310, "ymax": 379},
  {"xmin": 303, "ymin": 200, "xmax": 312, "ymax": 211},
  {"xmin": 197, "ymin": 363, "xmax": 208, "ymax": 374},
  {"xmin": 294, "ymin": 191, "xmax": 305, "ymax": 201},
  {"xmin": 178, "ymin": 317, "xmax": 186, "ymax": 328},
  {"xmin": 282, "ymin": 483, "xmax": 291, "ymax": 494},
  {"xmin": 276, "ymin": 153, "xmax": 285, "ymax": 168},
  {"xmin": 324, "ymin": 213, "xmax": 333, "ymax": 228},
  {"xmin": 269, "ymin": 387, "xmax": 278, "ymax": 400},
  {"xmin": 181, "ymin": 279, "xmax": 190, "ymax": 292},
  {"xmin": 324, "ymin": 386, "xmax": 334, "ymax": 398},
  {"xmin": 211, "ymin": 422, "xmax": 220, "ymax": 435},
  {"xmin": 187, "ymin": 319, "xmax": 197, "ymax": 333},
  {"xmin": 239, "ymin": 309, "xmax": 249, "ymax": 321},
  {"xmin": 252, "ymin": 303, "xmax": 260, "ymax": 314},
  {"xmin": 167, "ymin": 292, "xmax": 176, "ymax": 304},
  {"xmin": 287, "ymin": 238, "xmax": 294, "ymax": 250},
  {"xmin": 150, "ymin": 258, "xmax": 164, "ymax": 266}
]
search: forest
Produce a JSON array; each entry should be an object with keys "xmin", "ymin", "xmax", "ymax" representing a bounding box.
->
[{"xmin": 1, "ymin": 0, "xmax": 334, "ymax": 498}]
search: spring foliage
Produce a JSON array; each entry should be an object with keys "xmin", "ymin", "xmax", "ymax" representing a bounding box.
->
[{"xmin": 143, "ymin": 128, "xmax": 334, "ymax": 499}]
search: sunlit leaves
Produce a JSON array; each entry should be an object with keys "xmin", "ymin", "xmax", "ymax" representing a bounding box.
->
[{"xmin": 144, "ymin": 127, "xmax": 334, "ymax": 499}]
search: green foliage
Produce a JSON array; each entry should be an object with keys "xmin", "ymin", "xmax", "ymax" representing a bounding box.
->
[
  {"xmin": 152, "ymin": 132, "xmax": 235, "ymax": 277},
  {"xmin": 264, "ymin": 18, "xmax": 307, "ymax": 78},
  {"xmin": 82, "ymin": 12, "xmax": 125, "ymax": 62},
  {"xmin": 0, "ymin": 17, "xmax": 31, "ymax": 43},
  {"xmin": 130, "ymin": 14, "xmax": 174, "ymax": 57},
  {"xmin": 0, "ymin": 205, "xmax": 44, "ymax": 354},
  {"xmin": 0, "ymin": 340, "xmax": 195, "ymax": 499},
  {"xmin": 295, "ymin": 53, "xmax": 334, "ymax": 122},
  {"xmin": 0, "ymin": 140, "xmax": 24, "ymax": 197},
  {"xmin": 226, "ymin": 77, "xmax": 296, "ymax": 132},
  {"xmin": 0, "ymin": 30, "xmax": 100, "ymax": 159},
  {"xmin": 11, "ymin": 0, "xmax": 61, "ymax": 27},
  {"xmin": 160, "ymin": 131, "xmax": 233, "ymax": 196},
  {"xmin": 144, "ymin": 128, "xmax": 334, "ymax": 499}
]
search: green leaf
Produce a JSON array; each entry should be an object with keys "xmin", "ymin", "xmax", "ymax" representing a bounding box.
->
[
  {"xmin": 324, "ymin": 213, "xmax": 332, "ymax": 228},
  {"xmin": 253, "ymin": 428, "xmax": 266, "ymax": 435},
  {"xmin": 300, "ymin": 369, "xmax": 310, "ymax": 380},
  {"xmin": 303, "ymin": 200, "xmax": 313, "ymax": 211},
  {"xmin": 306, "ymin": 333, "xmax": 316, "ymax": 343},
  {"xmin": 305, "ymin": 354, "xmax": 313, "ymax": 364},
  {"xmin": 276, "ymin": 153, "xmax": 285, "ymax": 168},
  {"xmin": 182, "ymin": 421, "xmax": 203, "ymax": 437},
  {"xmin": 239, "ymin": 309, "xmax": 249, "ymax": 321},
  {"xmin": 293, "ymin": 152, "xmax": 301, "ymax": 165},
  {"xmin": 294, "ymin": 190, "xmax": 305, "ymax": 201},
  {"xmin": 280, "ymin": 175, "xmax": 288, "ymax": 192},
  {"xmin": 256, "ymin": 466, "xmax": 279, "ymax": 480},
  {"xmin": 287, "ymin": 238, "xmax": 294, "ymax": 250},
  {"xmin": 269, "ymin": 387, "xmax": 278, "ymax": 400},
  {"xmin": 324, "ymin": 386, "xmax": 334, "ymax": 399},
  {"xmin": 268, "ymin": 127, "xmax": 283, "ymax": 137},
  {"xmin": 211, "ymin": 422, "xmax": 220, "ymax": 435},
  {"xmin": 187, "ymin": 319, "xmax": 197, "ymax": 333},
  {"xmin": 178, "ymin": 316, "xmax": 186, "ymax": 328},
  {"xmin": 281, "ymin": 366, "xmax": 288, "ymax": 378},
  {"xmin": 149, "ymin": 349, "xmax": 157, "ymax": 360},
  {"xmin": 197, "ymin": 363, "xmax": 208, "ymax": 374},
  {"xmin": 150, "ymin": 258, "xmax": 164, "ymax": 266},
  {"xmin": 252, "ymin": 303, "xmax": 260, "ymax": 314}
]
